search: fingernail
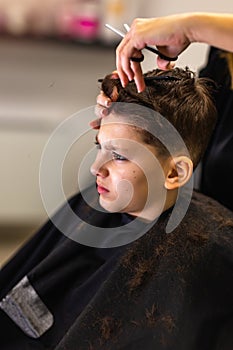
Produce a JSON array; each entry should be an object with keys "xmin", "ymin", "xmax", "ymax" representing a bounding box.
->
[
  {"xmin": 105, "ymin": 100, "xmax": 111, "ymax": 107},
  {"xmin": 89, "ymin": 119, "xmax": 101, "ymax": 129},
  {"xmin": 111, "ymin": 73, "xmax": 119, "ymax": 79},
  {"xmin": 121, "ymin": 80, "xmax": 126, "ymax": 88}
]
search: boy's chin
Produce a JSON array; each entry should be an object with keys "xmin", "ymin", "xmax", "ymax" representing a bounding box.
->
[{"xmin": 99, "ymin": 198, "xmax": 127, "ymax": 214}]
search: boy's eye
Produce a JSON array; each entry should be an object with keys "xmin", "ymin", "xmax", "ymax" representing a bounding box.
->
[
  {"xmin": 94, "ymin": 141, "xmax": 127, "ymax": 161},
  {"xmin": 112, "ymin": 151, "xmax": 128, "ymax": 161}
]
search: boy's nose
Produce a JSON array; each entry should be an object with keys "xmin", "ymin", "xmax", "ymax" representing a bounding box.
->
[{"xmin": 90, "ymin": 153, "xmax": 110, "ymax": 178}]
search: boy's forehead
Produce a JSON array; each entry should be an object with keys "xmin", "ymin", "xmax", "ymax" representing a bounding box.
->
[
  {"xmin": 98, "ymin": 120, "xmax": 138, "ymax": 141},
  {"xmin": 100, "ymin": 111, "xmax": 146, "ymax": 132},
  {"xmin": 100, "ymin": 113, "xmax": 134, "ymax": 133},
  {"xmin": 101, "ymin": 112, "xmax": 124, "ymax": 125}
]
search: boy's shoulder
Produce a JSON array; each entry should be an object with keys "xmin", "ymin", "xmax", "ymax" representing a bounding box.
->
[
  {"xmin": 181, "ymin": 190, "xmax": 233, "ymax": 250},
  {"xmin": 191, "ymin": 190, "xmax": 233, "ymax": 225}
]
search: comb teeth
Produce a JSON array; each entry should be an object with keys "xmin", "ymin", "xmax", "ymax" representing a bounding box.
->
[
  {"xmin": 98, "ymin": 76, "xmax": 181, "ymax": 83},
  {"xmin": 144, "ymin": 76, "xmax": 181, "ymax": 81}
]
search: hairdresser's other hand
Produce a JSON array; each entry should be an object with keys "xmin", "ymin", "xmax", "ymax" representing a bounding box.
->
[
  {"xmin": 116, "ymin": 15, "xmax": 191, "ymax": 92},
  {"xmin": 91, "ymin": 72, "xmax": 119, "ymax": 129},
  {"xmin": 91, "ymin": 92, "xmax": 112, "ymax": 129}
]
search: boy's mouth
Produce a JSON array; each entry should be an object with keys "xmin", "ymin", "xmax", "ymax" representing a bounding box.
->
[{"xmin": 96, "ymin": 183, "xmax": 109, "ymax": 194}]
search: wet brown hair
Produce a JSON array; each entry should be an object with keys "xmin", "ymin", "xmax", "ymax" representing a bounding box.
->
[{"xmin": 101, "ymin": 68, "xmax": 217, "ymax": 169}]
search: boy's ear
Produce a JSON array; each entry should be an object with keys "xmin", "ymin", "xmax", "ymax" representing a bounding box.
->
[{"xmin": 164, "ymin": 156, "xmax": 193, "ymax": 190}]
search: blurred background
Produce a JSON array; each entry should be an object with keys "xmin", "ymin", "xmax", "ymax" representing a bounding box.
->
[{"xmin": 0, "ymin": 0, "xmax": 233, "ymax": 266}]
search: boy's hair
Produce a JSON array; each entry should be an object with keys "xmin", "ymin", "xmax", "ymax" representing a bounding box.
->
[{"xmin": 101, "ymin": 68, "xmax": 217, "ymax": 169}]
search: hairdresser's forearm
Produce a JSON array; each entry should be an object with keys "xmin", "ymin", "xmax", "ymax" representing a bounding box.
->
[{"xmin": 186, "ymin": 13, "xmax": 233, "ymax": 52}]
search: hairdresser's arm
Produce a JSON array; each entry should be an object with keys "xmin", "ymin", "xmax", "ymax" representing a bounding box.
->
[{"xmin": 116, "ymin": 12, "xmax": 233, "ymax": 92}]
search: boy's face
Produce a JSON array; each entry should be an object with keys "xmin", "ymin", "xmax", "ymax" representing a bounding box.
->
[{"xmin": 90, "ymin": 113, "xmax": 170, "ymax": 220}]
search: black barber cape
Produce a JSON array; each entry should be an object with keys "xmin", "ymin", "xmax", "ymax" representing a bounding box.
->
[
  {"xmin": 200, "ymin": 47, "xmax": 233, "ymax": 211},
  {"xmin": 0, "ymin": 186, "xmax": 233, "ymax": 350}
]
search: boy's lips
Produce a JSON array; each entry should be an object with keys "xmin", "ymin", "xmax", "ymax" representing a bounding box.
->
[{"xmin": 96, "ymin": 183, "xmax": 109, "ymax": 194}]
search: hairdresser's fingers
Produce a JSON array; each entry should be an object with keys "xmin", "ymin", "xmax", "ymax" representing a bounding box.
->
[
  {"xmin": 96, "ymin": 91, "xmax": 112, "ymax": 108},
  {"xmin": 110, "ymin": 70, "xmax": 119, "ymax": 79},
  {"xmin": 94, "ymin": 103, "xmax": 109, "ymax": 119},
  {"xmin": 156, "ymin": 56, "xmax": 176, "ymax": 70},
  {"xmin": 95, "ymin": 87, "xmax": 119, "ymax": 121},
  {"xmin": 96, "ymin": 72, "xmax": 119, "ymax": 107},
  {"xmin": 116, "ymin": 35, "xmax": 137, "ymax": 87},
  {"xmin": 117, "ymin": 48, "xmax": 144, "ymax": 88},
  {"xmin": 96, "ymin": 86, "xmax": 119, "ymax": 109},
  {"xmin": 130, "ymin": 61, "xmax": 145, "ymax": 92},
  {"xmin": 89, "ymin": 117, "xmax": 101, "ymax": 130}
]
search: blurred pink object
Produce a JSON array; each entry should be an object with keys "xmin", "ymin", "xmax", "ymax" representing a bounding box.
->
[
  {"xmin": 57, "ymin": 0, "xmax": 100, "ymax": 41},
  {"xmin": 69, "ymin": 17, "xmax": 99, "ymax": 40}
]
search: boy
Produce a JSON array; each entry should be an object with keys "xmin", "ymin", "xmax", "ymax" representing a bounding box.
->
[{"xmin": 1, "ymin": 68, "xmax": 233, "ymax": 350}]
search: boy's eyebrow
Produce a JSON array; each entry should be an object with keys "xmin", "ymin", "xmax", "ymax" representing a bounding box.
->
[
  {"xmin": 95, "ymin": 134, "xmax": 117, "ymax": 150},
  {"xmin": 95, "ymin": 134, "xmax": 116, "ymax": 150},
  {"xmin": 95, "ymin": 134, "xmax": 129, "ymax": 152}
]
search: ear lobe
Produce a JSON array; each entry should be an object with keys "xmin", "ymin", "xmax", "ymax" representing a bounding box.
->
[{"xmin": 165, "ymin": 156, "xmax": 193, "ymax": 190}]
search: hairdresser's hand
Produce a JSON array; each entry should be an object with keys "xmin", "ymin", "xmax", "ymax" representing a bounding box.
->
[
  {"xmin": 91, "ymin": 72, "xmax": 119, "ymax": 129},
  {"xmin": 91, "ymin": 92, "xmax": 111, "ymax": 129},
  {"xmin": 116, "ymin": 15, "xmax": 191, "ymax": 92}
]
